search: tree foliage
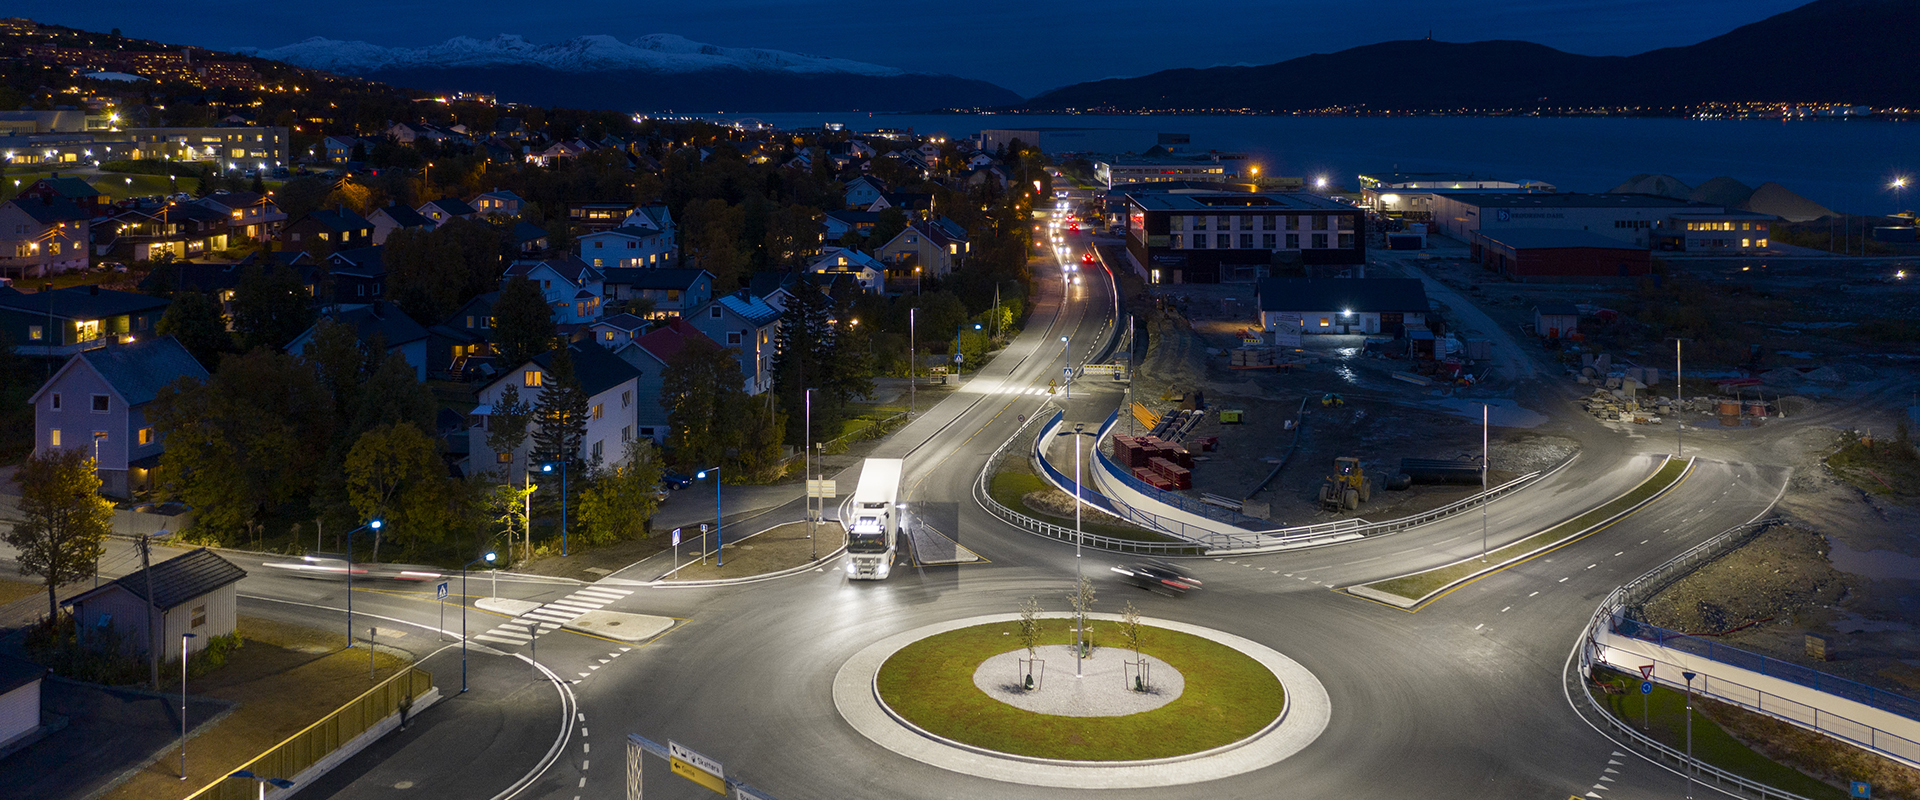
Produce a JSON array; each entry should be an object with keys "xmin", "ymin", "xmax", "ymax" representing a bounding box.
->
[
  {"xmin": 660, "ymin": 336, "xmax": 746, "ymax": 470},
  {"xmin": 230, "ymin": 265, "xmax": 316, "ymax": 352},
  {"xmin": 530, "ymin": 346, "xmax": 589, "ymax": 469},
  {"xmin": 344, "ymin": 423, "xmax": 453, "ymax": 560},
  {"xmin": 491, "ymin": 276, "xmax": 553, "ymax": 368},
  {"xmin": 6, "ymin": 448, "xmax": 112, "ymax": 618},
  {"xmin": 483, "ymin": 382, "xmax": 534, "ymax": 483},
  {"xmin": 154, "ymin": 291, "xmax": 233, "ymax": 370},
  {"xmin": 576, "ymin": 438, "xmax": 665, "ymax": 545},
  {"xmin": 382, "ymin": 218, "xmax": 505, "ymax": 324}
]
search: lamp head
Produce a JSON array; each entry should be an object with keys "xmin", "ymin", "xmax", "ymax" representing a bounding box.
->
[
  {"xmin": 370, "ymin": 519, "xmax": 382, "ymax": 530},
  {"xmin": 542, "ymin": 464, "xmax": 552, "ymax": 473},
  {"xmin": 484, "ymin": 552, "xmax": 496, "ymax": 563},
  {"xmin": 697, "ymin": 470, "xmax": 708, "ymax": 479}
]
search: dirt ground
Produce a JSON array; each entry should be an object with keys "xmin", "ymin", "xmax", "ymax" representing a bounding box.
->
[
  {"xmin": 1640, "ymin": 523, "xmax": 1853, "ymax": 635},
  {"xmin": 664, "ymin": 521, "xmax": 843, "ymax": 581}
]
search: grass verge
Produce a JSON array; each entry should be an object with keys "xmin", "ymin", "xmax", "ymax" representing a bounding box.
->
[
  {"xmin": 988, "ymin": 470, "xmax": 1182, "ymax": 545},
  {"xmin": 99, "ymin": 616, "xmax": 413, "ymax": 800},
  {"xmin": 1362, "ymin": 457, "xmax": 1686, "ymax": 602},
  {"xmin": 1588, "ymin": 668, "xmax": 1848, "ymax": 799},
  {"xmin": 877, "ymin": 622, "xmax": 1283, "ymax": 761},
  {"xmin": 0, "ymin": 577, "xmax": 42, "ymax": 607}
]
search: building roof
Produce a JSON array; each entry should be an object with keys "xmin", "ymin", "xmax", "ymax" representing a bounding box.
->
[
  {"xmin": 373, "ymin": 203, "xmax": 431, "ymax": 228},
  {"xmin": 1130, "ymin": 192, "xmax": 1352, "ymax": 212},
  {"xmin": 1254, "ymin": 278, "xmax": 1430, "ymax": 313},
  {"xmin": 505, "ymin": 257, "xmax": 601, "ymax": 287},
  {"xmin": 327, "ymin": 245, "xmax": 387, "ymax": 276},
  {"xmin": 875, "ymin": 191, "xmax": 932, "ymax": 210},
  {"xmin": 421, "ymin": 197, "xmax": 477, "ymax": 217},
  {"xmin": 299, "ymin": 208, "xmax": 373, "ymax": 232},
  {"xmin": 531, "ymin": 341, "xmax": 641, "ymax": 397},
  {"xmin": 6, "ymin": 197, "xmax": 92, "ymax": 224},
  {"xmin": 511, "ymin": 221, "xmax": 548, "ymax": 244},
  {"xmin": 1535, "ymin": 303, "xmax": 1582, "ymax": 317},
  {"xmin": 32, "ymin": 175, "xmax": 103, "ymax": 200},
  {"xmin": 198, "ymin": 191, "xmax": 273, "ymax": 211},
  {"xmin": 1436, "ymin": 192, "xmax": 1714, "ymax": 209},
  {"xmin": 595, "ymin": 313, "xmax": 649, "ymax": 332},
  {"xmin": 604, "ymin": 267, "xmax": 710, "ymax": 291},
  {"xmin": 823, "ymin": 210, "xmax": 880, "ymax": 226},
  {"xmin": 810, "ymin": 247, "xmax": 884, "ymax": 272},
  {"xmin": 1474, "ymin": 228, "xmax": 1650, "ymax": 251},
  {"xmin": 631, "ymin": 317, "xmax": 719, "ymax": 364},
  {"xmin": 78, "ymin": 548, "xmax": 247, "ymax": 612},
  {"xmin": 582, "ymin": 225, "xmax": 664, "ymax": 241},
  {"xmin": 713, "ymin": 292, "xmax": 781, "ymax": 327},
  {"xmin": 746, "ymin": 271, "xmax": 797, "ymax": 300},
  {"xmin": 0, "ymin": 652, "xmax": 47, "ymax": 695},
  {"xmin": 0, "ymin": 285, "xmax": 171, "ymax": 322},
  {"xmin": 476, "ymin": 189, "xmax": 525, "ymax": 203},
  {"xmin": 30, "ymin": 335, "xmax": 210, "ymax": 406},
  {"xmin": 319, "ymin": 301, "xmax": 428, "ymax": 346}
]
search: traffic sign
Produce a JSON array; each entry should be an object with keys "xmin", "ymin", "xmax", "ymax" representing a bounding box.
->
[
  {"xmin": 672, "ymin": 528, "xmax": 682, "ymax": 546},
  {"xmin": 1639, "ymin": 664, "xmax": 1655, "ymax": 681},
  {"xmin": 668, "ymin": 740, "xmax": 726, "ymax": 795},
  {"xmin": 953, "ymin": 353, "xmax": 964, "ymax": 363},
  {"xmin": 1851, "ymin": 781, "xmax": 1871, "ymax": 798},
  {"xmin": 1640, "ymin": 682, "xmax": 1653, "ymax": 695},
  {"xmin": 806, "ymin": 479, "xmax": 837, "ymax": 499},
  {"xmin": 436, "ymin": 582, "xmax": 448, "ymax": 601}
]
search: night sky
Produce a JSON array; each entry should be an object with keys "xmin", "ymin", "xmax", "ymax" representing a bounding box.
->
[{"xmin": 23, "ymin": 0, "xmax": 1811, "ymax": 96}]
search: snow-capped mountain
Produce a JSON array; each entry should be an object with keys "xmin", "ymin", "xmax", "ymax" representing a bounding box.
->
[{"xmin": 247, "ymin": 34, "xmax": 909, "ymax": 77}]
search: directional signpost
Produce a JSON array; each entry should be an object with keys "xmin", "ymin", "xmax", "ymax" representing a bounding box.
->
[
  {"xmin": 668, "ymin": 740, "xmax": 726, "ymax": 795},
  {"xmin": 671, "ymin": 528, "xmax": 681, "ymax": 580},
  {"xmin": 437, "ymin": 582, "xmax": 449, "ymax": 641},
  {"xmin": 1639, "ymin": 664, "xmax": 1656, "ymax": 730}
]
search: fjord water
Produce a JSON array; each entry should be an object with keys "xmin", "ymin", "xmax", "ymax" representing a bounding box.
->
[{"xmin": 726, "ymin": 113, "xmax": 1917, "ymax": 214}]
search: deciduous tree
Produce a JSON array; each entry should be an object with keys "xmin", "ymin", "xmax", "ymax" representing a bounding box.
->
[
  {"xmin": 230, "ymin": 265, "xmax": 316, "ymax": 352},
  {"xmin": 660, "ymin": 336, "xmax": 746, "ymax": 470},
  {"xmin": 343, "ymin": 423, "xmax": 449, "ymax": 561},
  {"xmin": 154, "ymin": 291, "xmax": 233, "ymax": 370},
  {"xmin": 6, "ymin": 449, "xmax": 112, "ymax": 619},
  {"xmin": 491, "ymin": 276, "xmax": 553, "ymax": 368},
  {"xmin": 575, "ymin": 439, "xmax": 664, "ymax": 545}
]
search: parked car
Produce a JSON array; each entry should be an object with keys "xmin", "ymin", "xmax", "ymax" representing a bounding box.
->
[
  {"xmin": 661, "ymin": 470, "xmax": 693, "ymax": 490},
  {"xmin": 1111, "ymin": 560, "xmax": 1203, "ymax": 596}
]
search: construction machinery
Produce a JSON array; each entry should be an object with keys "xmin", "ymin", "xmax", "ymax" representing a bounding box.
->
[
  {"xmin": 1317, "ymin": 456, "xmax": 1372, "ymax": 511},
  {"xmin": 1320, "ymin": 393, "xmax": 1345, "ymax": 407}
]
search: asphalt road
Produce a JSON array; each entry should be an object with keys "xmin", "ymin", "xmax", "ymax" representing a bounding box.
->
[{"xmin": 1, "ymin": 196, "xmax": 1810, "ymax": 800}]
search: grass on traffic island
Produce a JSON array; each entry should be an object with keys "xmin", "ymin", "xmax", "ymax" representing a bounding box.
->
[
  {"xmin": 1358, "ymin": 456, "xmax": 1688, "ymax": 604},
  {"xmin": 664, "ymin": 521, "xmax": 844, "ymax": 581},
  {"xmin": 1588, "ymin": 668, "xmax": 1857, "ymax": 800},
  {"xmin": 876, "ymin": 621, "xmax": 1283, "ymax": 761},
  {"xmin": 988, "ymin": 470, "xmax": 1187, "ymax": 547},
  {"xmin": 99, "ymin": 616, "xmax": 412, "ymax": 800}
]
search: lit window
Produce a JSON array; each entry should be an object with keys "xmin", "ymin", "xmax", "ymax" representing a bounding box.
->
[
  {"xmin": 28, "ymin": 325, "xmax": 42, "ymax": 341},
  {"xmin": 498, "ymin": 452, "xmax": 512, "ymax": 463},
  {"xmin": 525, "ymin": 371, "xmax": 543, "ymax": 387},
  {"xmin": 592, "ymin": 404, "xmax": 603, "ymax": 420},
  {"xmin": 50, "ymin": 429, "xmax": 61, "ymax": 446},
  {"xmin": 138, "ymin": 428, "xmax": 153, "ymax": 445},
  {"xmin": 1319, "ymin": 318, "xmax": 1330, "ymax": 327}
]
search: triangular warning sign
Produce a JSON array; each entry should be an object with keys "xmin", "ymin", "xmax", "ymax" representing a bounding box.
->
[{"xmin": 1639, "ymin": 664, "xmax": 1656, "ymax": 681}]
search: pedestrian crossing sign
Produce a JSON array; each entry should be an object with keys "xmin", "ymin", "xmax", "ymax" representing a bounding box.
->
[{"xmin": 1852, "ymin": 781, "xmax": 1870, "ymax": 798}]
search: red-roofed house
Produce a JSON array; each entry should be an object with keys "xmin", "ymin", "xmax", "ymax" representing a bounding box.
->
[{"xmin": 613, "ymin": 317, "xmax": 719, "ymax": 443}]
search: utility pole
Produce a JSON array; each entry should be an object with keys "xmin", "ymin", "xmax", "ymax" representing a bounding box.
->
[
  {"xmin": 139, "ymin": 534, "xmax": 158, "ymax": 691},
  {"xmin": 908, "ymin": 307, "xmax": 916, "ymax": 417},
  {"xmin": 1672, "ymin": 338, "xmax": 1687, "ymax": 459}
]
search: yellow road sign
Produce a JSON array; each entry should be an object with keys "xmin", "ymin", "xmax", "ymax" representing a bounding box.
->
[{"xmin": 668, "ymin": 741, "xmax": 726, "ymax": 795}]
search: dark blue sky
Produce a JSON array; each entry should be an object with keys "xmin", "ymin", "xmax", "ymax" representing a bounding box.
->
[{"xmin": 27, "ymin": 0, "xmax": 1810, "ymax": 96}]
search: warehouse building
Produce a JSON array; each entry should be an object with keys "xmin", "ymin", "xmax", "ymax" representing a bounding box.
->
[
  {"xmin": 1430, "ymin": 193, "xmax": 1731, "ymax": 248},
  {"xmin": 1254, "ymin": 277, "xmax": 1429, "ymax": 336},
  {"xmin": 1125, "ymin": 192, "xmax": 1365, "ymax": 284},
  {"xmin": 1470, "ymin": 229, "xmax": 1654, "ymax": 282}
]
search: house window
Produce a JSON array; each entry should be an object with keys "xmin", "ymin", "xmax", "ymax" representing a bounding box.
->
[
  {"xmin": 191, "ymin": 604, "xmax": 206, "ymax": 628},
  {"xmin": 1312, "ymin": 216, "xmax": 1329, "ymax": 231},
  {"xmin": 50, "ymin": 393, "xmax": 60, "ymax": 410},
  {"xmin": 591, "ymin": 403, "xmax": 603, "ymax": 420},
  {"xmin": 1170, "ymin": 234, "xmax": 1183, "ymax": 249},
  {"xmin": 1338, "ymin": 233, "xmax": 1355, "ymax": 249},
  {"xmin": 621, "ymin": 425, "xmax": 632, "ymax": 441},
  {"xmin": 640, "ymin": 427, "xmax": 655, "ymax": 438},
  {"xmin": 1193, "ymin": 235, "xmax": 1207, "ymax": 249},
  {"xmin": 667, "ymin": 290, "xmax": 680, "ymax": 301},
  {"xmin": 467, "ymin": 316, "xmax": 475, "ymax": 328},
  {"xmin": 594, "ymin": 241, "xmax": 603, "ymax": 249},
  {"xmin": 604, "ymin": 331, "xmax": 615, "ymax": 341},
  {"xmin": 1312, "ymin": 234, "xmax": 1328, "ymax": 249},
  {"xmin": 138, "ymin": 428, "xmax": 153, "ymax": 446},
  {"xmin": 525, "ymin": 371, "xmax": 543, "ymax": 387},
  {"xmin": 1239, "ymin": 216, "xmax": 1254, "ymax": 230},
  {"xmin": 1216, "ymin": 234, "xmax": 1230, "ymax": 249},
  {"xmin": 28, "ymin": 325, "xmax": 42, "ymax": 341},
  {"xmin": 591, "ymin": 440, "xmax": 603, "ymax": 459},
  {"xmin": 626, "ymin": 241, "xmax": 636, "ymax": 249},
  {"xmin": 50, "ymin": 429, "xmax": 61, "ymax": 447},
  {"xmin": 710, "ymin": 307, "xmax": 721, "ymax": 318},
  {"xmin": 1263, "ymin": 234, "xmax": 1277, "ymax": 249},
  {"xmin": 621, "ymin": 390, "xmax": 631, "ymax": 408},
  {"xmin": 92, "ymin": 395, "xmax": 110, "ymax": 413},
  {"xmin": 1240, "ymin": 234, "xmax": 1254, "ymax": 249},
  {"xmin": 592, "ymin": 259, "xmax": 603, "ymax": 267},
  {"xmin": 727, "ymin": 332, "xmax": 742, "ymax": 345},
  {"xmin": 1286, "ymin": 234, "xmax": 1300, "ymax": 249},
  {"xmin": 1320, "ymin": 317, "xmax": 1330, "ymax": 327},
  {"xmin": 1263, "ymin": 216, "xmax": 1276, "ymax": 230}
]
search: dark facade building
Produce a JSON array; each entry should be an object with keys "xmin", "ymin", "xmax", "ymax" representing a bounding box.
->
[{"xmin": 1124, "ymin": 192, "xmax": 1365, "ymax": 284}]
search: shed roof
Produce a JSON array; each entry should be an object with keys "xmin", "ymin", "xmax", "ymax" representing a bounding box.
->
[
  {"xmin": 77, "ymin": 548, "xmax": 247, "ymax": 611},
  {"xmin": 1255, "ymin": 278, "xmax": 1430, "ymax": 313}
]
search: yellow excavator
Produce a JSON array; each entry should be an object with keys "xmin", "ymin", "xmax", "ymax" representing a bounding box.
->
[{"xmin": 1317, "ymin": 456, "xmax": 1372, "ymax": 511}]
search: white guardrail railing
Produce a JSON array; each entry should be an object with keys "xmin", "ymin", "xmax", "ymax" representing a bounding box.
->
[
  {"xmin": 1572, "ymin": 517, "xmax": 1920, "ymax": 799},
  {"xmin": 975, "ymin": 410, "xmax": 1205, "ymax": 556}
]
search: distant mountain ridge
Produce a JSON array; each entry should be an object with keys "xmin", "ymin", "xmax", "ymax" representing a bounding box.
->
[
  {"xmin": 1024, "ymin": 0, "xmax": 1920, "ymax": 111},
  {"xmin": 246, "ymin": 33, "xmax": 1021, "ymax": 112}
]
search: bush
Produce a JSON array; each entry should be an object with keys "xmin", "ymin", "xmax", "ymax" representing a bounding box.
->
[{"xmin": 23, "ymin": 616, "xmax": 146, "ymax": 685}]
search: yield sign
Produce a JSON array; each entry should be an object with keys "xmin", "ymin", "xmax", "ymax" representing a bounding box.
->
[{"xmin": 1639, "ymin": 664, "xmax": 1656, "ymax": 681}]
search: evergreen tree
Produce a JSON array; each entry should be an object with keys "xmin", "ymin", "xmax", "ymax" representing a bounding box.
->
[
  {"xmin": 154, "ymin": 291, "xmax": 234, "ymax": 370},
  {"xmin": 492, "ymin": 276, "xmax": 554, "ymax": 368},
  {"xmin": 530, "ymin": 346, "xmax": 589, "ymax": 469},
  {"xmin": 484, "ymin": 382, "xmax": 534, "ymax": 483},
  {"xmin": 230, "ymin": 265, "xmax": 316, "ymax": 352},
  {"xmin": 660, "ymin": 336, "xmax": 746, "ymax": 470}
]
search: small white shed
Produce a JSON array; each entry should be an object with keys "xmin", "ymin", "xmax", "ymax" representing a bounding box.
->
[
  {"xmin": 67, "ymin": 548, "xmax": 247, "ymax": 664},
  {"xmin": 0, "ymin": 653, "xmax": 48, "ymax": 753}
]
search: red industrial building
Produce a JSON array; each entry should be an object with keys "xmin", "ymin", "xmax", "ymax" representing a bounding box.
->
[{"xmin": 1469, "ymin": 229, "xmax": 1653, "ymax": 282}]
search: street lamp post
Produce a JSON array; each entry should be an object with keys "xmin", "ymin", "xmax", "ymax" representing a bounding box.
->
[
  {"xmin": 541, "ymin": 461, "xmax": 569, "ymax": 556},
  {"xmin": 696, "ymin": 467, "xmax": 724, "ymax": 566},
  {"xmin": 229, "ymin": 770, "xmax": 294, "ymax": 799},
  {"xmin": 344, "ymin": 519, "xmax": 382, "ymax": 648},
  {"xmin": 1670, "ymin": 338, "xmax": 1687, "ymax": 458},
  {"xmin": 805, "ymin": 389, "xmax": 817, "ymax": 561},
  {"xmin": 908, "ymin": 307, "xmax": 916, "ymax": 417},
  {"xmin": 1477, "ymin": 402, "xmax": 1490, "ymax": 561},
  {"xmin": 1683, "ymin": 670, "xmax": 1698, "ymax": 800},
  {"xmin": 179, "ymin": 631, "xmax": 196, "ymax": 780},
  {"xmin": 954, "ymin": 322, "xmax": 980, "ymax": 384},
  {"xmin": 460, "ymin": 552, "xmax": 497, "ymax": 693},
  {"xmin": 1060, "ymin": 336, "xmax": 1071, "ymax": 400},
  {"xmin": 1056, "ymin": 423, "xmax": 1099, "ymax": 677}
]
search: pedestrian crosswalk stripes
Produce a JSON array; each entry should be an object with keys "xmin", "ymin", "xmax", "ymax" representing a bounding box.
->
[{"xmin": 467, "ymin": 585, "xmax": 635, "ymax": 648}]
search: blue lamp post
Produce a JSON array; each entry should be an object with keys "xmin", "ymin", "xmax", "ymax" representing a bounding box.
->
[
  {"xmin": 540, "ymin": 461, "xmax": 568, "ymax": 557},
  {"xmin": 460, "ymin": 552, "xmax": 497, "ymax": 693},
  {"xmin": 696, "ymin": 467, "xmax": 723, "ymax": 566},
  {"xmin": 344, "ymin": 519, "xmax": 381, "ymax": 648}
]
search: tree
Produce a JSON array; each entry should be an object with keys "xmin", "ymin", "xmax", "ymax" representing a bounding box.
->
[
  {"xmin": 347, "ymin": 351, "xmax": 437, "ymax": 439},
  {"xmin": 154, "ymin": 291, "xmax": 233, "ymax": 370},
  {"xmin": 343, "ymin": 423, "xmax": 448, "ymax": 561},
  {"xmin": 1118, "ymin": 601, "xmax": 1145, "ymax": 690},
  {"xmin": 660, "ymin": 336, "xmax": 746, "ymax": 470},
  {"xmin": 575, "ymin": 439, "xmax": 665, "ymax": 545},
  {"xmin": 492, "ymin": 276, "xmax": 554, "ymax": 368},
  {"xmin": 484, "ymin": 382, "xmax": 534, "ymax": 484},
  {"xmin": 6, "ymin": 448, "xmax": 112, "ymax": 619},
  {"xmin": 867, "ymin": 206, "xmax": 909, "ymax": 251},
  {"xmin": 1067, "ymin": 575, "xmax": 1096, "ymax": 659},
  {"xmin": 1018, "ymin": 595, "xmax": 1042, "ymax": 689},
  {"xmin": 299, "ymin": 318, "xmax": 370, "ymax": 419},
  {"xmin": 489, "ymin": 482, "xmax": 536, "ymax": 563},
  {"xmin": 734, "ymin": 396, "xmax": 786, "ymax": 481},
  {"xmin": 250, "ymin": 173, "xmax": 266, "ymax": 195},
  {"xmin": 681, "ymin": 198, "xmax": 748, "ymax": 291},
  {"xmin": 230, "ymin": 265, "xmax": 316, "ymax": 352},
  {"xmin": 530, "ymin": 346, "xmax": 589, "ymax": 469}
]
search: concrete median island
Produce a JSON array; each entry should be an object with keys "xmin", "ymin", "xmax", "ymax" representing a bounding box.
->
[
  {"xmin": 874, "ymin": 621, "xmax": 1283, "ymax": 761},
  {"xmin": 1351, "ymin": 456, "xmax": 1690, "ymax": 608}
]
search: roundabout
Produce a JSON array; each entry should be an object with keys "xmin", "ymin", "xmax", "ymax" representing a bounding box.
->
[{"xmin": 832, "ymin": 612, "xmax": 1331, "ymax": 788}]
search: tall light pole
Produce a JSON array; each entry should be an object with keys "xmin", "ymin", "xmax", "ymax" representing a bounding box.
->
[
  {"xmin": 908, "ymin": 307, "xmax": 916, "ymax": 416},
  {"xmin": 1671, "ymin": 338, "xmax": 1687, "ymax": 458},
  {"xmin": 541, "ymin": 461, "xmax": 568, "ymax": 556},
  {"xmin": 805, "ymin": 388, "xmax": 816, "ymax": 561},
  {"xmin": 1060, "ymin": 336, "xmax": 1071, "ymax": 400},
  {"xmin": 460, "ymin": 552, "xmax": 496, "ymax": 693},
  {"xmin": 1056, "ymin": 423, "xmax": 1099, "ymax": 677},
  {"xmin": 696, "ymin": 467, "xmax": 724, "ymax": 566},
  {"xmin": 344, "ymin": 519, "xmax": 381, "ymax": 648},
  {"xmin": 179, "ymin": 631, "xmax": 197, "ymax": 780},
  {"xmin": 1683, "ymin": 670, "xmax": 1698, "ymax": 800},
  {"xmin": 1479, "ymin": 402, "xmax": 1489, "ymax": 561},
  {"xmin": 954, "ymin": 322, "xmax": 980, "ymax": 384}
]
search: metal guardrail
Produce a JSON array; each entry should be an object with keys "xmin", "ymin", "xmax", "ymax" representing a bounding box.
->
[
  {"xmin": 1575, "ymin": 518, "xmax": 1920, "ymax": 796},
  {"xmin": 976, "ymin": 409, "xmax": 1203, "ymax": 556}
]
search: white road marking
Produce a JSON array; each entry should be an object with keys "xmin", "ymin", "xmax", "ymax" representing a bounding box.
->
[
  {"xmin": 1474, "ymin": 623, "xmax": 1484, "ymax": 630},
  {"xmin": 579, "ymin": 778, "xmax": 587, "ymax": 788},
  {"xmin": 1614, "ymin": 552, "xmax": 1624, "ymax": 557},
  {"xmin": 1558, "ymin": 577, "xmax": 1569, "ymax": 583},
  {"xmin": 1640, "ymin": 540, "xmax": 1649, "ymax": 545},
  {"xmin": 1500, "ymin": 606, "xmax": 1511, "ymax": 613},
  {"xmin": 1585, "ymin": 564, "xmax": 1597, "ymax": 570}
]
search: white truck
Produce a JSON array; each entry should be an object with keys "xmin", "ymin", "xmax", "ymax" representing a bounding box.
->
[{"xmin": 844, "ymin": 458, "xmax": 903, "ymax": 580}]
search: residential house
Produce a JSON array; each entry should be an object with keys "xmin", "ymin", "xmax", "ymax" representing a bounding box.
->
[
  {"xmin": 843, "ymin": 176, "xmax": 889, "ymax": 210},
  {"xmin": 282, "ymin": 207, "xmax": 374, "ymax": 257},
  {"xmin": 106, "ymin": 202, "xmax": 230, "ymax": 261},
  {"xmin": 579, "ymin": 225, "xmax": 674, "ymax": 269},
  {"xmin": 873, "ymin": 217, "xmax": 970, "ymax": 279},
  {"xmin": 285, "ymin": 300, "xmax": 430, "ymax": 381},
  {"xmin": 0, "ymin": 654, "xmax": 47, "ymax": 751},
  {"xmin": 529, "ymin": 139, "xmax": 590, "ymax": 167},
  {"xmin": 388, "ymin": 121, "xmax": 454, "ymax": 145},
  {"xmin": 66, "ymin": 548, "xmax": 246, "ymax": 663},
  {"xmin": 138, "ymin": 256, "xmax": 313, "ymax": 315},
  {"xmin": 601, "ymin": 268, "xmax": 713, "ymax": 320},
  {"xmin": 689, "ymin": 292, "xmax": 781, "ymax": 395},
  {"xmin": 16, "ymin": 175, "xmax": 107, "ymax": 217},
  {"xmin": 567, "ymin": 202, "xmax": 638, "ymax": 233},
  {"xmin": 322, "ymin": 246, "xmax": 387, "ymax": 305},
  {"xmin": 417, "ymin": 197, "xmax": 478, "ymax": 227},
  {"xmin": 586, "ymin": 313, "xmax": 649, "ymax": 349},
  {"xmin": 503, "ymin": 257, "xmax": 604, "ymax": 325},
  {"xmin": 963, "ymin": 164, "xmax": 1011, "ymax": 190},
  {"xmin": 612, "ymin": 317, "xmax": 721, "ymax": 443},
  {"xmin": 916, "ymin": 141, "xmax": 942, "ymax": 162},
  {"xmin": 447, "ymin": 291, "xmax": 499, "ymax": 338},
  {"xmin": 28, "ymin": 335, "xmax": 210, "ymax": 497},
  {"xmin": 821, "ymin": 210, "xmax": 879, "ymax": 242},
  {"xmin": 322, "ymin": 135, "xmax": 364, "ymax": 164},
  {"xmin": 367, "ymin": 203, "xmax": 432, "ymax": 245},
  {"xmin": 745, "ymin": 271, "xmax": 799, "ymax": 312},
  {"xmin": 0, "ymin": 198, "xmax": 91, "ymax": 278},
  {"xmin": 0, "ymin": 285, "xmax": 170, "ymax": 358},
  {"xmin": 193, "ymin": 191, "xmax": 285, "ymax": 241},
  {"xmin": 807, "ymin": 247, "xmax": 886, "ymax": 294},
  {"xmin": 511, "ymin": 221, "xmax": 550, "ymax": 256},
  {"xmin": 965, "ymin": 152, "xmax": 998, "ymax": 169},
  {"xmin": 868, "ymin": 191, "xmax": 933, "ymax": 216},
  {"xmin": 472, "ymin": 189, "xmax": 525, "ymax": 218},
  {"xmin": 470, "ymin": 342, "xmax": 643, "ymax": 470},
  {"xmin": 427, "ymin": 321, "xmax": 490, "ymax": 382}
]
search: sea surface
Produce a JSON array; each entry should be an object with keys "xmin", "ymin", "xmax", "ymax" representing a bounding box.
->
[{"xmin": 702, "ymin": 113, "xmax": 1918, "ymax": 215}]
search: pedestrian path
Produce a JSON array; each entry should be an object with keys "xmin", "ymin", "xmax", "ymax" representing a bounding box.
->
[{"xmin": 471, "ymin": 585, "xmax": 632, "ymax": 647}]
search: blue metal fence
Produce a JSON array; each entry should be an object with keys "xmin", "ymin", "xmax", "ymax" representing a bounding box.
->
[
  {"xmin": 1613, "ymin": 618, "xmax": 1920, "ymax": 723},
  {"xmin": 1092, "ymin": 411, "xmax": 1271, "ymax": 531}
]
